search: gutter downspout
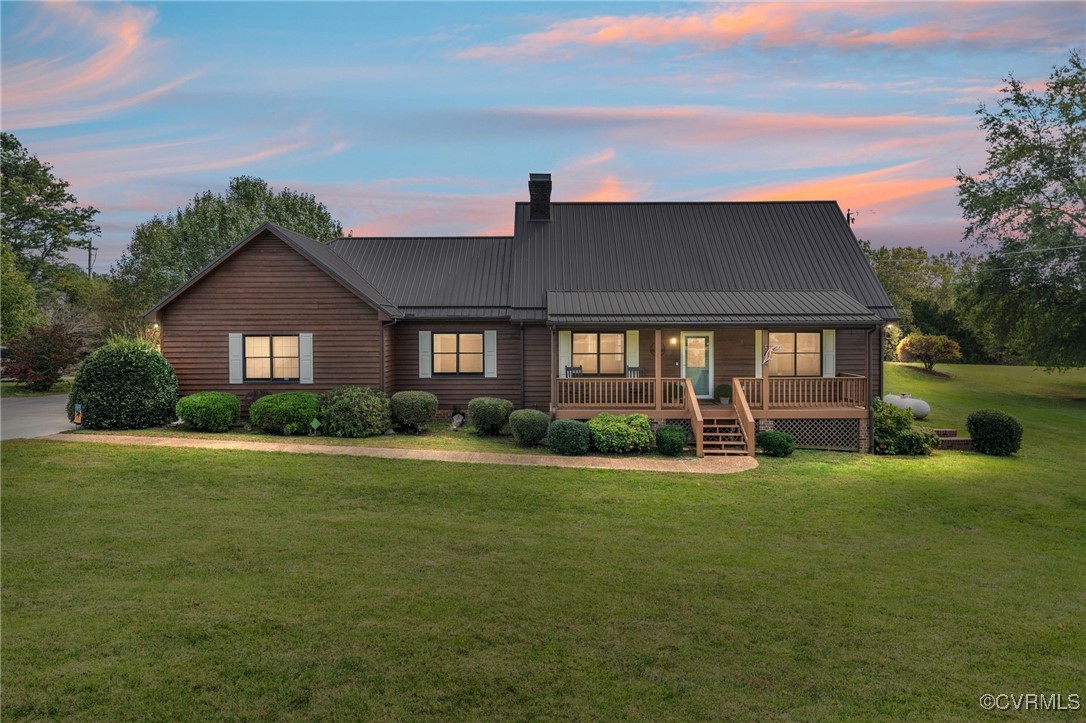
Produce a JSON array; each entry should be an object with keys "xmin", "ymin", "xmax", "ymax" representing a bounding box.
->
[
  {"xmin": 520, "ymin": 322, "xmax": 526, "ymax": 409},
  {"xmin": 866, "ymin": 326, "xmax": 874, "ymax": 453},
  {"xmin": 380, "ymin": 318, "xmax": 399, "ymax": 394}
]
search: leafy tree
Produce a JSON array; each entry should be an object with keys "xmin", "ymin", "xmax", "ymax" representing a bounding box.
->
[
  {"xmin": 1, "ymin": 243, "xmax": 44, "ymax": 342},
  {"xmin": 6, "ymin": 323, "xmax": 83, "ymax": 391},
  {"xmin": 1, "ymin": 132, "xmax": 100, "ymax": 280},
  {"xmin": 897, "ymin": 333, "xmax": 962, "ymax": 372},
  {"xmin": 956, "ymin": 51, "xmax": 1086, "ymax": 369},
  {"xmin": 113, "ymin": 176, "xmax": 344, "ymax": 311}
]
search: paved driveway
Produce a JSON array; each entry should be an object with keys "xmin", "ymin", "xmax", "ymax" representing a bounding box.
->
[{"xmin": 0, "ymin": 394, "xmax": 77, "ymax": 440}]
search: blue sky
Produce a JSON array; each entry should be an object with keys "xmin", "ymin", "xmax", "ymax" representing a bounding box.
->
[{"xmin": 2, "ymin": 1, "xmax": 1082, "ymax": 271}]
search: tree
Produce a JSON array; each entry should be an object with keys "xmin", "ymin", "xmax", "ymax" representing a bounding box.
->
[
  {"xmin": 1, "ymin": 243, "xmax": 44, "ymax": 342},
  {"xmin": 896, "ymin": 333, "xmax": 962, "ymax": 372},
  {"xmin": 112, "ymin": 176, "xmax": 344, "ymax": 311},
  {"xmin": 6, "ymin": 323, "xmax": 83, "ymax": 391},
  {"xmin": 956, "ymin": 50, "xmax": 1086, "ymax": 369},
  {"xmin": 1, "ymin": 132, "xmax": 100, "ymax": 281}
]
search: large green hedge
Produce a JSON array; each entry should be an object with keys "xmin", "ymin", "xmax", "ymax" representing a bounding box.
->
[
  {"xmin": 390, "ymin": 391, "xmax": 438, "ymax": 433},
  {"xmin": 509, "ymin": 409, "xmax": 549, "ymax": 446},
  {"xmin": 967, "ymin": 409, "xmax": 1023, "ymax": 456},
  {"xmin": 468, "ymin": 397, "xmax": 514, "ymax": 436},
  {"xmin": 547, "ymin": 419, "xmax": 591, "ymax": 456},
  {"xmin": 67, "ymin": 336, "xmax": 178, "ymax": 430}
]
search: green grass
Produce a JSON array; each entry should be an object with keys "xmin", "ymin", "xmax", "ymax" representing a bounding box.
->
[
  {"xmin": 0, "ymin": 379, "xmax": 72, "ymax": 398},
  {"xmin": 3, "ymin": 364, "xmax": 1084, "ymax": 720}
]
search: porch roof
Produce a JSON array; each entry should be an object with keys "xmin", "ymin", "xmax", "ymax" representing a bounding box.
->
[{"xmin": 545, "ymin": 289, "xmax": 883, "ymax": 325}]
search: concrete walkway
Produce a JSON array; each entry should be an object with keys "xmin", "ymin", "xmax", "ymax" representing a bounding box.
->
[
  {"xmin": 42, "ymin": 433, "xmax": 759, "ymax": 475},
  {"xmin": 1, "ymin": 395, "xmax": 77, "ymax": 440}
]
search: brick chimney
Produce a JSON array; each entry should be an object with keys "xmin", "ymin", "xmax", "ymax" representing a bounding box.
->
[{"xmin": 529, "ymin": 173, "xmax": 552, "ymax": 222}]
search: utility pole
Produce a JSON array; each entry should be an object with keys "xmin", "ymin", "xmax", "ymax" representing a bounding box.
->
[{"xmin": 87, "ymin": 243, "xmax": 96, "ymax": 277}]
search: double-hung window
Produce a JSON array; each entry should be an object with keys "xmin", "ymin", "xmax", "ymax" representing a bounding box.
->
[
  {"xmin": 572, "ymin": 332, "xmax": 625, "ymax": 375},
  {"xmin": 766, "ymin": 331, "xmax": 821, "ymax": 377},
  {"xmin": 244, "ymin": 335, "xmax": 300, "ymax": 381},
  {"xmin": 432, "ymin": 332, "xmax": 484, "ymax": 375}
]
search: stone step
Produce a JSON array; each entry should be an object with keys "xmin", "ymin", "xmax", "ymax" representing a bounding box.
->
[
  {"xmin": 932, "ymin": 428, "xmax": 959, "ymax": 438},
  {"xmin": 938, "ymin": 436, "xmax": 975, "ymax": 451}
]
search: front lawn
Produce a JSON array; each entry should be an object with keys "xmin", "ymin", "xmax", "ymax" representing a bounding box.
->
[{"xmin": 3, "ymin": 363, "xmax": 1084, "ymax": 719}]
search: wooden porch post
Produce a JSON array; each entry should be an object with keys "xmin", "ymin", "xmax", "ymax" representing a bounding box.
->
[
  {"xmin": 654, "ymin": 328, "xmax": 663, "ymax": 411},
  {"xmin": 760, "ymin": 327, "xmax": 768, "ymax": 408}
]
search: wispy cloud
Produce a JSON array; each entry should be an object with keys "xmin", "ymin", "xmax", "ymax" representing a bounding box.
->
[
  {"xmin": 456, "ymin": 3, "xmax": 1080, "ymax": 62},
  {"xmin": 2, "ymin": 2, "xmax": 197, "ymax": 129}
]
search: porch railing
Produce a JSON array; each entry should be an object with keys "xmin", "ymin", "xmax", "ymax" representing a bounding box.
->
[
  {"xmin": 555, "ymin": 377, "xmax": 687, "ymax": 410},
  {"xmin": 732, "ymin": 377, "xmax": 755, "ymax": 455},
  {"xmin": 736, "ymin": 374, "xmax": 867, "ymax": 410}
]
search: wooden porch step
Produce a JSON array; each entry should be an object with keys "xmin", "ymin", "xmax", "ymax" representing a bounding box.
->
[{"xmin": 700, "ymin": 422, "xmax": 751, "ymax": 456}]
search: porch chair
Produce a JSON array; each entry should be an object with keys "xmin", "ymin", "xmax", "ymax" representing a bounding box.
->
[{"xmin": 564, "ymin": 365, "xmax": 585, "ymax": 405}]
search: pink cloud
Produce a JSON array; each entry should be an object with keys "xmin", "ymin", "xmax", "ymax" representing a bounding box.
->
[
  {"xmin": 456, "ymin": 3, "xmax": 1078, "ymax": 61},
  {"xmin": 577, "ymin": 175, "xmax": 637, "ymax": 202},
  {"xmin": 2, "ymin": 2, "xmax": 197, "ymax": 129}
]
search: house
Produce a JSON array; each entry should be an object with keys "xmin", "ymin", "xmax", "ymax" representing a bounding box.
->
[{"xmin": 145, "ymin": 173, "xmax": 897, "ymax": 456}]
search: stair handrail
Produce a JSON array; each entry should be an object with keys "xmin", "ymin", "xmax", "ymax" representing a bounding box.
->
[
  {"xmin": 683, "ymin": 377, "xmax": 704, "ymax": 457},
  {"xmin": 732, "ymin": 377, "xmax": 756, "ymax": 456}
]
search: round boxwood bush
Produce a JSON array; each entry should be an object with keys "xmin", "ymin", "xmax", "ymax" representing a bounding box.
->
[
  {"xmin": 656, "ymin": 424, "xmax": 687, "ymax": 456},
  {"xmin": 509, "ymin": 408, "xmax": 550, "ymax": 446},
  {"xmin": 176, "ymin": 392, "xmax": 240, "ymax": 432},
  {"xmin": 468, "ymin": 396, "xmax": 514, "ymax": 436},
  {"xmin": 587, "ymin": 413, "xmax": 653, "ymax": 453},
  {"xmin": 319, "ymin": 386, "xmax": 391, "ymax": 438},
  {"xmin": 893, "ymin": 427, "xmax": 939, "ymax": 456},
  {"xmin": 967, "ymin": 409, "xmax": 1023, "ymax": 456},
  {"xmin": 67, "ymin": 336, "xmax": 178, "ymax": 430},
  {"xmin": 756, "ymin": 430, "xmax": 795, "ymax": 457},
  {"xmin": 390, "ymin": 390, "xmax": 438, "ymax": 433},
  {"xmin": 249, "ymin": 392, "xmax": 320, "ymax": 436},
  {"xmin": 547, "ymin": 419, "xmax": 591, "ymax": 456}
]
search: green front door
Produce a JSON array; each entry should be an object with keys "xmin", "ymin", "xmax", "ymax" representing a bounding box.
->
[{"xmin": 683, "ymin": 334, "xmax": 712, "ymax": 397}]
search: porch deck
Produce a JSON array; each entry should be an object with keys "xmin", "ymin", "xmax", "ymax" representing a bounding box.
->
[{"xmin": 553, "ymin": 375, "xmax": 868, "ymax": 457}]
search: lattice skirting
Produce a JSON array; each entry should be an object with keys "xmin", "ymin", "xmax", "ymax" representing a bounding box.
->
[
  {"xmin": 759, "ymin": 418, "xmax": 864, "ymax": 452},
  {"xmin": 651, "ymin": 418, "xmax": 694, "ymax": 443}
]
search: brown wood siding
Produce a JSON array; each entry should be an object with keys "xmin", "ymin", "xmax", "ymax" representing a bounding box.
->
[
  {"xmin": 383, "ymin": 325, "xmax": 395, "ymax": 393},
  {"xmin": 159, "ymin": 231, "xmax": 383, "ymax": 410},
  {"xmin": 522, "ymin": 324, "xmax": 551, "ymax": 410},
  {"xmin": 393, "ymin": 321, "xmax": 549, "ymax": 411},
  {"xmin": 835, "ymin": 327, "xmax": 880, "ymax": 396}
]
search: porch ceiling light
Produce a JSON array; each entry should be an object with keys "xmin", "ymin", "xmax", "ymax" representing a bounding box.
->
[{"xmin": 669, "ymin": 336, "xmax": 678, "ymax": 346}]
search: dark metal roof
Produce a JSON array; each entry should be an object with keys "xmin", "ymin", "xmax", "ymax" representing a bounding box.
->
[
  {"xmin": 329, "ymin": 236, "xmax": 512, "ymax": 317},
  {"xmin": 547, "ymin": 290, "xmax": 884, "ymax": 325},
  {"xmin": 511, "ymin": 202, "xmax": 897, "ymax": 321},
  {"xmin": 144, "ymin": 222, "xmax": 400, "ymax": 320}
]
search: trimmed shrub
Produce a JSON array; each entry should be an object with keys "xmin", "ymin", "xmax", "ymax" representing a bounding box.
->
[
  {"xmin": 713, "ymin": 383, "xmax": 732, "ymax": 400},
  {"xmin": 547, "ymin": 419, "xmax": 591, "ymax": 456},
  {"xmin": 176, "ymin": 392, "xmax": 240, "ymax": 432},
  {"xmin": 656, "ymin": 424, "xmax": 687, "ymax": 456},
  {"xmin": 893, "ymin": 427, "xmax": 940, "ymax": 456},
  {"xmin": 967, "ymin": 409, "xmax": 1023, "ymax": 456},
  {"xmin": 509, "ymin": 408, "xmax": 550, "ymax": 446},
  {"xmin": 390, "ymin": 390, "xmax": 438, "ymax": 433},
  {"xmin": 319, "ymin": 386, "xmax": 391, "ymax": 438},
  {"xmin": 587, "ymin": 413, "xmax": 653, "ymax": 454},
  {"xmin": 67, "ymin": 336, "xmax": 178, "ymax": 430},
  {"xmin": 756, "ymin": 430, "xmax": 795, "ymax": 457},
  {"xmin": 249, "ymin": 392, "xmax": 320, "ymax": 436},
  {"xmin": 468, "ymin": 396, "xmax": 514, "ymax": 436},
  {"xmin": 873, "ymin": 397, "xmax": 914, "ymax": 454},
  {"xmin": 7, "ymin": 324, "xmax": 82, "ymax": 391}
]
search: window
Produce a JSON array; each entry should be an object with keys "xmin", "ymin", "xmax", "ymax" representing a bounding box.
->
[
  {"xmin": 244, "ymin": 335, "xmax": 300, "ymax": 381},
  {"xmin": 766, "ymin": 331, "xmax": 821, "ymax": 377},
  {"xmin": 432, "ymin": 332, "xmax": 484, "ymax": 375},
  {"xmin": 572, "ymin": 332, "xmax": 625, "ymax": 375}
]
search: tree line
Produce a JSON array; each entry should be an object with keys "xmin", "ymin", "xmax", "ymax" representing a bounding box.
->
[{"xmin": 1, "ymin": 51, "xmax": 1083, "ymax": 375}]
